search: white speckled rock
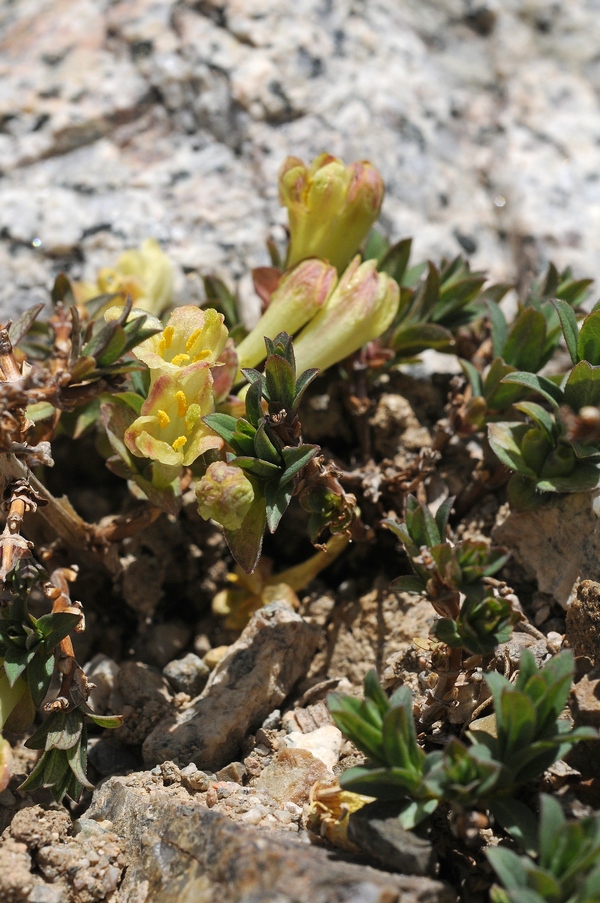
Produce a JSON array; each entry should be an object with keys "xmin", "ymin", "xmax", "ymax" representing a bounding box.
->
[
  {"xmin": 1, "ymin": 0, "xmax": 600, "ymax": 319},
  {"xmin": 283, "ymin": 724, "xmax": 343, "ymax": 771}
]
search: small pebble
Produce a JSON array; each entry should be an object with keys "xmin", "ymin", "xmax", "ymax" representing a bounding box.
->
[{"xmin": 241, "ymin": 808, "xmax": 262, "ymax": 825}]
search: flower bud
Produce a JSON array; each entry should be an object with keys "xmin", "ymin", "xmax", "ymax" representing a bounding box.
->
[
  {"xmin": 235, "ymin": 259, "xmax": 336, "ymax": 372},
  {"xmin": 521, "ymin": 428, "xmax": 552, "ymax": 474},
  {"xmin": 279, "ymin": 154, "xmax": 384, "ymax": 273},
  {"xmin": 196, "ymin": 462, "xmax": 255, "ymax": 532},
  {"xmin": 0, "ymin": 738, "xmax": 11, "ymax": 794},
  {"xmin": 540, "ymin": 444, "xmax": 576, "ymax": 478},
  {"xmin": 292, "ymin": 257, "xmax": 400, "ymax": 375}
]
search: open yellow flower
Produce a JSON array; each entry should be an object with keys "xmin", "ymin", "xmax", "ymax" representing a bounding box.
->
[
  {"xmin": 133, "ymin": 305, "xmax": 228, "ymax": 374},
  {"xmin": 124, "ymin": 362, "xmax": 222, "ymax": 483},
  {"xmin": 76, "ymin": 238, "xmax": 174, "ymax": 317}
]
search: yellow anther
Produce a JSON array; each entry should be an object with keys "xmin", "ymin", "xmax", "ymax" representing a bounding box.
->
[
  {"xmin": 186, "ymin": 327, "xmax": 205, "ymax": 353},
  {"xmin": 172, "ymin": 435, "xmax": 188, "ymax": 452},
  {"xmin": 157, "ymin": 336, "xmax": 167, "ymax": 356},
  {"xmin": 157, "ymin": 410, "xmax": 170, "ymax": 428},
  {"xmin": 171, "ymin": 353, "xmax": 190, "ymax": 367},
  {"xmin": 163, "ymin": 325, "xmax": 175, "ymax": 349},
  {"xmin": 192, "ymin": 350, "xmax": 211, "ymax": 362},
  {"xmin": 176, "ymin": 390, "xmax": 188, "ymax": 417}
]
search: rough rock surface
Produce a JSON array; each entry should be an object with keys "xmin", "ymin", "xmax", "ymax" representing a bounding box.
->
[
  {"xmin": 2, "ymin": 1, "xmax": 600, "ymax": 321},
  {"xmin": 566, "ymin": 580, "xmax": 600, "ymax": 665},
  {"xmin": 493, "ymin": 491, "xmax": 600, "ymax": 608},
  {"xmin": 143, "ymin": 602, "xmax": 319, "ymax": 769},
  {"xmin": 88, "ymin": 774, "xmax": 455, "ymax": 903}
]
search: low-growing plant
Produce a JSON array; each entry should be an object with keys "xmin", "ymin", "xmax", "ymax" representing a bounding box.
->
[
  {"xmin": 328, "ymin": 651, "xmax": 595, "ymax": 834},
  {"xmin": 487, "ymin": 795, "xmax": 600, "ymax": 903}
]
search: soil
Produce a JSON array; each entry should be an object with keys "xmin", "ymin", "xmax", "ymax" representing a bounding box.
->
[{"xmin": 1, "ymin": 366, "xmax": 598, "ymax": 903}]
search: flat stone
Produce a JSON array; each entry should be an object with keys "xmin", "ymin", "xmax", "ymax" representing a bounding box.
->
[
  {"xmin": 87, "ymin": 775, "xmax": 455, "ymax": 903},
  {"xmin": 283, "ymin": 725, "xmax": 343, "ymax": 771},
  {"xmin": 348, "ymin": 800, "xmax": 436, "ymax": 877},
  {"xmin": 143, "ymin": 602, "xmax": 319, "ymax": 770},
  {"xmin": 254, "ymin": 748, "xmax": 329, "ymax": 806},
  {"xmin": 493, "ymin": 492, "xmax": 600, "ymax": 609}
]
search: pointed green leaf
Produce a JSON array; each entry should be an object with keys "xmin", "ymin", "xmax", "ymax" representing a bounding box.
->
[{"xmin": 553, "ymin": 298, "xmax": 580, "ymax": 365}]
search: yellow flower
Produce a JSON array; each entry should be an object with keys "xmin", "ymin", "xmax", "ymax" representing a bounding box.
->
[
  {"xmin": 76, "ymin": 238, "xmax": 173, "ymax": 317},
  {"xmin": 280, "ymin": 153, "xmax": 384, "ymax": 273},
  {"xmin": 133, "ymin": 305, "xmax": 228, "ymax": 374},
  {"xmin": 124, "ymin": 363, "xmax": 222, "ymax": 484},
  {"xmin": 292, "ymin": 257, "xmax": 400, "ymax": 374}
]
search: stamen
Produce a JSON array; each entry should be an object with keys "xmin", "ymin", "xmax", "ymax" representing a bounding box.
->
[
  {"xmin": 163, "ymin": 325, "xmax": 175, "ymax": 349},
  {"xmin": 176, "ymin": 390, "xmax": 188, "ymax": 417},
  {"xmin": 186, "ymin": 327, "xmax": 204, "ymax": 353},
  {"xmin": 157, "ymin": 410, "xmax": 170, "ymax": 428},
  {"xmin": 172, "ymin": 435, "xmax": 187, "ymax": 451},
  {"xmin": 171, "ymin": 353, "xmax": 190, "ymax": 367}
]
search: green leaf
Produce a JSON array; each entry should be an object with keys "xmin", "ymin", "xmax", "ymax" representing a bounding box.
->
[
  {"xmin": 202, "ymin": 413, "xmax": 239, "ymax": 447},
  {"xmin": 538, "ymin": 794, "xmax": 566, "ymax": 867},
  {"xmin": 396, "ymin": 799, "xmax": 439, "ymax": 830},
  {"xmin": 577, "ymin": 310, "xmax": 600, "ymax": 366},
  {"xmin": 264, "ymin": 481, "xmax": 293, "ymax": 533},
  {"xmin": 486, "ymin": 299, "xmax": 509, "ymax": 359},
  {"xmin": 36, "ymin": 611, "xmax": 82, "ymax": 652},
  {"xmin": 224, "ymin": 492, "xmax": 266, "ymax": 574},
  {"xmin": 564, "ymin": 361, "xmax": 600, "ymax": 410},
  {"xmin": 46, "ymin": 710, "xmax": 84, "ymax": 751},
  {"xmin": 363, "ymin": 670, "xmax": 390, "ymax": 717},
  {"xmin": 244, "ymin": 379, "xmax": 264, "ymax": 428},
  {"xmin": 536, "ymin": 461, "xmax": 600, "ymax": 493},
  {"xmin": 253, "ymin": 423, "xmax": 281, "ymax": 465},
  {"xmin": 434, "ymin": 496, "xmax": 454, "ymax": 539},
  {"xmin": 460, "ymin": 358, "xmax": 483, "ymax": 397},
  {"xmin": 264, "ymin": 354, "xmax": 296, "ymax": 412},
  {"xmin": 553, "ymin": 298, "xmax": 580, "ymax": 365},
  {"xmin": 500, "ymin": 372, "xmax": 563, "ymax": 407},
  {"xmin": 486, "ymin": 847, "xmax": 530, "ymax": 893},
  {"xmin": 503, "ymin": 308, "xmax": 546, "ymax": 371},
  {"xmin": 390, "ymin": 575, "xmax": 426, "ymax": 595},
  {"xmin": 379, "ymin": 237, "xmax": 412, "ymax": 283},
  {"xmin": 26, "ymin": 651, "xmax": 54, "ymax": 708},
  {"xmin": 85, "ymin": 712, "xmax": 124, "ymax": 729},
  {"xmin": 279, "ymin": 444, "xmax": 318, "ymax": 487},
  {"xmin": 488, "ymin": 422, "xmax": 535, "ymax": 475},
  {"xmin": 9, "ymin": 303, "xmax": 46, "ymax": 347},
  {"xmin": 489, "ymin": 799, "xmax": 539, "ymax": 856},
  {"xmin": 392, "ymin": 323, "xmax": 453, "ymax": 357},
  {"xmin": 232, "ymin": 456, "xmax": 281, "ymax": 480},
  {"xmin": 513, "ymin": 402, "xmax": 556, "ymax": 441},
  {"xmin": 292, "ymin": 368, "xmax": 319, "ymax": 410}
]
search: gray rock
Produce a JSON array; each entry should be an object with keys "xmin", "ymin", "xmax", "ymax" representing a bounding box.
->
[
  {"xmin": 163, "ymin": 651, "xmax": 210, "ymax": 696},
  {"xmin": 109, "ymin": 661, "xmax": 173, "ymax": 746},
  {"xmin": 493, "ymin": 491, "xmax": 600, "ymax": 609},
  {"xmin": 2, "ymin": 1, "xmax": 600, "ymax": 322},
  {"xmin": 88, "ymin": 775, "xmax": 455, "ymax": 903},
  {"xmin": 348, "ymin": 800, "xmax": 436, "ymax": 877},
  {"xmin": 143, "ymin": 602, "xmax": 319, "ymax": 770},
  {"xmin": 84, "ymin": 653, "xmax": 119, "ymax": 715}
]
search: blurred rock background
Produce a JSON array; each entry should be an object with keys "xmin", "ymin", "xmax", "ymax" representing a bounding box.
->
[{"xmin": 1, "ymin": 0, "xmax": 600, "ymax": 319}]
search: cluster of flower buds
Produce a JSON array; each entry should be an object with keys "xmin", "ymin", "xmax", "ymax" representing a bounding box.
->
[{"xmin": 236, "ymin": 155, "xmax": 396, "ymax": 378}]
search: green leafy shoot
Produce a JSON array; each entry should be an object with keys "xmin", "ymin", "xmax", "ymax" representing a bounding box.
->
[{"xmin": 488, "ymin": 795, "xmax": 600, "ymax": 903}]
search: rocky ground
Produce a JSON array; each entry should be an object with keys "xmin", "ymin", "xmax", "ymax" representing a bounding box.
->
[{"xmin": 3, "ymin": 2, "xmax": 600, "ymax": 902}]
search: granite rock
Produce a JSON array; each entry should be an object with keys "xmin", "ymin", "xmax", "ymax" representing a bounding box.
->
[{"xmin": 2, "ymin": 1, "xmax": 600, "ymax": 322}]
